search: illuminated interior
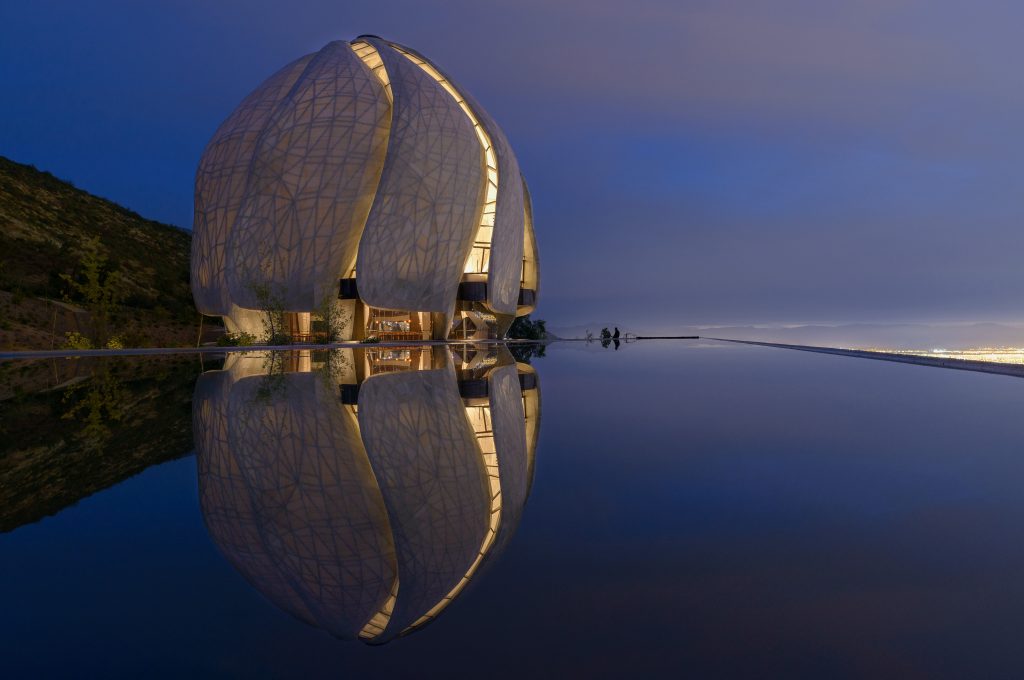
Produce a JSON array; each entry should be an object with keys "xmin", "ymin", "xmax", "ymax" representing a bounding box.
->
[
  {"xmin": 449, "ymin": 315, "xmax": 479, "ymax": 341},
  {"xmin": 521, "ymin": 182, "xmax": 538, "ymax": 289},
  {"xmin": 359, "ymin": 577, "xmax": 399, "ymax": 640},
  {"xmin": 391, "ymin": 45, "xmax": 498, "ymax": 275},
  {"xmin": 365, "ymin": 307, "xmax": 430, "ymax": 341},
  {"xmin": 193, "ymin": 36, "xmax": 537, "ymax": 343},
  {"xmin": 364, "ymin": 347, "xmax": 428, "ymax": 375},
  {"xmin": 196, "ymin": 347, "xmax": 537, "ymax": 644},
  {"xmin": 343, "ymin": 40, "xmax": 389, "ymax": 294},
  {"xmin": 520, "ymin": 365, "xmax": 540, "ymax": 479},
  {"xmin": 451, "ymin": 308, "xmax": 498, "ymax": 341},
  {"xmin": 350, "ymin": 41, "xmax": 393, "ymax": 101},
  {"xmin": 406, "ymin": 400, "xmax": 502, "ymax": 631},
  {"xmin": 284, "ymin": 312, "xmax": 313, "ymax": 343},
  {"xmin": 518, "ymin": 178, "xmax": 539, "ymax": 314}
]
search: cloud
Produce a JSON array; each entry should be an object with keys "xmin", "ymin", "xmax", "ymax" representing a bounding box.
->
[{"xmin": 3, "ymin": 0, "xmax": 1023, "ymax": 329}]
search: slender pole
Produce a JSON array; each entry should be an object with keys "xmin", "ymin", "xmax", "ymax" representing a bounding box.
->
[{"xmin": 195, "ymin": 313, "xmax": 204, "ymax": 348}]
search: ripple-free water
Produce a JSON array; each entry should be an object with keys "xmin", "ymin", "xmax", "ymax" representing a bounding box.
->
[{"xmin": 3, "ymin": 340, "xmax": 1023, "ymax": 677}]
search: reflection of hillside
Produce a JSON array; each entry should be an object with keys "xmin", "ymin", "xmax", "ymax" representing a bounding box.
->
[
  {"xmin": 195, "ymin": 346, "xmax": 540, "ymax": 643},
  {"xmin": 0, "ymin": 355, "xmax": 204, "ymax": 532}
]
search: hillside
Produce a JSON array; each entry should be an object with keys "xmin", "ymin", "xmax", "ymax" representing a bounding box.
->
[
  {"xmin": 0, "ymin": 354, "xmax": 204, "ymax": 532},
  {"xmin": 0, "ymin": 155, "xmax": 200, "ymax": 349}
]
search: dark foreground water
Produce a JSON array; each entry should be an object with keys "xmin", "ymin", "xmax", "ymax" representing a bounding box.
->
[{"xmin": 3, "ymin": 340, "xmax": 1024, "ymax": 678}]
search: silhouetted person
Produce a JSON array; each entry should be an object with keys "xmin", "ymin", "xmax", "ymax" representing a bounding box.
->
[{"xmin": 613, "ymin": 327, "xmax": 620, "ymax": 339}]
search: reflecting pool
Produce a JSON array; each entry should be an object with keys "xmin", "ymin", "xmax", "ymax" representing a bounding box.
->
[
  {"xmin": 195, "ymin": 346, "xmax": 538, "ymax": 643},
  {"xmin": 3, "ymin": 340, "xmax": 1024, "ymax": 677}
]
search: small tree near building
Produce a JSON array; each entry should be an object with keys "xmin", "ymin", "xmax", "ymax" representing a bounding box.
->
[
  {"xmin": 60, "ymin": 236, "xmax": 125, "ymax": 347},
  {"xmin": 508, "ymin": 315, "xmax": 547, "ymax": 340},
  {"xmin": 249, "ymin": 280, "xmax": 289, "ymax": 345}
]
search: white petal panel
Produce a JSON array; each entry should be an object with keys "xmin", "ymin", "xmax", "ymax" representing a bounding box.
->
[
  {"xmin": 357, "ymin": 364, "xmax": 490, "ymax": 640},
  {"xmin": 191, "ymin": 55, "xmax": 312, "ymax": 316},
  {"xmin": 193, "ymin": 36, "xmax": 534, "ymax": 337},
  {"xmin": 481, "ymin": 111, "xmax": 525, "ymax": 316},
  {"xmin": 195, "ymin": 369, "xmax": 319, "ymax": 626},
  {"xmin": 193, "ymin": 346, "xmax": 539, "ymax": 643},
  {"xmin": 199, "ymin": 370, "xmax": 398, "ymax": 640},
  {"xmin": 225, "ymin": 42, "xmax": 391, "ymax": 311},
  {"xmin": 387, "ymin": 42, "xmax": 525, "ymax": 316},
  {"xmin": 451, "ymin": 87, "xmax": 525, "ymax": 315},
  {"xmin": 518, "ymin": 176, "xmax": 540, "ymax": 315},
  {"xmin": 488, "ymin": 362, "xmax": 528, "ymax": 549},
  {"xmin": 355, "ymin": 38, "xmax": 485, "ymax": 317}
]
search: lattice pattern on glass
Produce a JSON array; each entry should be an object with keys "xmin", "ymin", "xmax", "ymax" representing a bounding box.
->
[
  {"xmin": 194, "ymin": 348, "xmax": 537, "ymax": 644},
  {"xmin": 192, "ymin": 36, "xmax": 537, "ymax": 336},
  {"xmin": 224, "ymin": 41, "xmax": 391, "ymax": 311},
  {"xmin": 389, "ymin": 45, "xmax": 499, "ymax": 277},
  {"xmin": 355, "ymin": 38, "xmax": 483, "ymax": 325},
  {"xmin": 387, "ymin": 41, "xmax": 528, "ymax": 314},
  {"xmin": 192, "ymin": 55, "xmax": 314, "ymax": 317}
]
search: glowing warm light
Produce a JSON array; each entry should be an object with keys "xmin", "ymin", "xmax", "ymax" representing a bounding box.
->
[
  {"xmin": 359, "ymin": 578, "xmax": 400, "ymax": 640},
  {"xmin": 406, "ymin": 403, "xmax": 502, "ymax": 630},
  {"xmin": 351, "ymin": 41, "xmax": 393, "ymax": 101},
  {"xmin": 520, "ymin": 369, "xmax": 540, "ymax": 478},
  {"xmin": 391, "ymin": 45, "xmax": 498, "ymax": 275},
  {"xmin": 865, "ymin": 347, "xmax": 1024, "ymax": 365},
  {"xmin": 519, "ymin": 179, "xmax": 538, "ymax": 311}
]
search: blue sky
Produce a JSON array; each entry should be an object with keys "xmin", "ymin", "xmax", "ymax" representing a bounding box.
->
[{"xmin": 3, "ymin": 0, "xmax": 1023, "ymax": 330}]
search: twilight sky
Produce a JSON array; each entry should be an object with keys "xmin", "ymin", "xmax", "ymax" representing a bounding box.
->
[{"xmin": 2, "ymin": 0, "xmax": 1023, "ymax": 331}]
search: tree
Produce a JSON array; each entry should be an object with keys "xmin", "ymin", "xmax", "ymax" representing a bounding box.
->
[
  {"xmin": 508, "ymin": 315, "xmax": 547, "ymax": 340},
  {"xmin": 313, "ymin": 294, "xmax": 350, "ymax": 343},
  {"xmin": 62, "ymin": 358, "xmax": 127, "ymax": 450},
  {"xmin": 248, "ymin": 280, "xmax": 289, "ymax": 345},
  {"xmin": 508, "ymin": 343, "xmax": 546, "ymax": 363},
  {"xmin": 60, "ymin": 236, "xmax": 125, "ymax": 346}
]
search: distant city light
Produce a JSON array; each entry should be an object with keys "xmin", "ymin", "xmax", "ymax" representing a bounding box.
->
[{"xmin": 866, "ymin": 348, "xmax": 1024, "ymax": 366}]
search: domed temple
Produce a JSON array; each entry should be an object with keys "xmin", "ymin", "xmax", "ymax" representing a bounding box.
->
[
  {"xmin": 191, "ymin": 36, "xmax": 539, "ymax": 341},
  {"xmin": 193, "ymin": 346, "xmax": 540, "ymax": 642}
]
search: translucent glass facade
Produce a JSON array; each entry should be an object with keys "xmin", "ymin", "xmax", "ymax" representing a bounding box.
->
[
  {"xmin": 192, "ymin": 37, "xmax": 538, "ymax": 340},
  {"xmin": 194, "ymin": 347, "xmax": 540, "ymax": 643}
]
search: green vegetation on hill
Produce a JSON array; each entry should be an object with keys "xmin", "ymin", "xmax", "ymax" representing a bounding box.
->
[
  {"xmin": 0, "ymin": 155, "xmax": 199, "ymax": 349},
  {"xmin": 0, "ymin": 355, "xmax": 206, "ymax": 532}
]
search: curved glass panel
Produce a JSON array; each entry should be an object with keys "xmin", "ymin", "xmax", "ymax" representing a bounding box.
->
[{"xmin": 192, "ymin": 345, "xmax": 541, "ymax": 643}]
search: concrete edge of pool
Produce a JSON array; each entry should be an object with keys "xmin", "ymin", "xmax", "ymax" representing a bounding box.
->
[{"xmin": 710, "ymin": 337, "xmax": 1024, "ymax": 379}]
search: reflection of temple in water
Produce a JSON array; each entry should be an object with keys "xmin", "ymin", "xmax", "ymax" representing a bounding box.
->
[{"xmin": 192, "ymin": 345, "xmax": 540, "ymax": 643}]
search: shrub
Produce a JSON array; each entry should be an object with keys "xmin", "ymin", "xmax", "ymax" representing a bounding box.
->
[
  {"xmin": 509, "ymin": 343, "xmax": 546, "ymax": 363},
  {"xmin": 508, "ymin": 315, "xmax": 547, "ymax": 340},
  {"xmin": 217, "ymin": 331, "xmax": 256, "ymax": 347},
  {"xmin": 60, "ymin": 236, "xmax": 125, "ymax": 347},
  {"xmin": 313, "ymin": 295, "xmax": 349, "ymax": 343},
  {"xmin": 267, "ymin": 332, "xmax": 291, "ymax": 346},
  {"xmin": 247, "ymin": 277, "xmax": 287, "ymax": 344},
  {"xmin": 63, "ymin": 331, "xmax": 93, "ymax": 349}
]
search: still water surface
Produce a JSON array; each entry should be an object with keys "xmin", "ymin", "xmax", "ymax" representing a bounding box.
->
[{"xmin": 3, "ymin": 340, "xmax": 1024, "ymax": 677}]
